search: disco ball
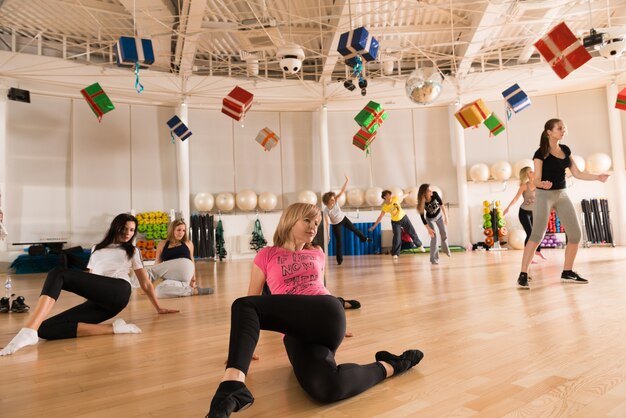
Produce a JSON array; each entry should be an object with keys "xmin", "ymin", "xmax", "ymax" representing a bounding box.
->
[{"xmin": 405, "ymin": 68, "xmax": 443, "ymax": 105}]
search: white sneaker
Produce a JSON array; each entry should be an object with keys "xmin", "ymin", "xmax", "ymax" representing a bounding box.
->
[
  {"xmin": 392, "ymin": 255, "xmax": 399, "ymax": 261},
  {"xmin": 417, "ymin": 246, "xmax": 426, "ymax": 253}
]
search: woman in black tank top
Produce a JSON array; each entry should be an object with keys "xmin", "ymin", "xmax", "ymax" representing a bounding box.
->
[{"xmin": 146, "ymin": 219, "xmax": 213, "ymax": 297}]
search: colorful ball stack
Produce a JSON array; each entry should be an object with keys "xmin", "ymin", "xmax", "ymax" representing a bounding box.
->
[
  {"xmin": 481, "ymin": 200, "xmax": 507, "ymax": 248},
  {"xmin": 540, "ymin": 233, "xmax": 562, "ymax": 248},
  {"xmin": 136, "ymin": 211, "xmax": 170, "ymax": 260}
]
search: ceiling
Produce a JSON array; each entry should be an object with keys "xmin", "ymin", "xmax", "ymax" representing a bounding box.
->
[{"xmin": 2, "ymin": 0, "xmax": 626, "ymax": 108}]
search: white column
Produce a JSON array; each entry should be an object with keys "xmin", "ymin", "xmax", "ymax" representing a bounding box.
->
[
  {"xmin": 176, "ymin": 100, "xmax": 191, "ymax": 223},
  {"xmin": 319, "ymin": 105, "xmax": 331, "ymax": 192},
  {"xmin": 606, "ymin": 83, "xmax": 626, "ymax": 245},
  {"xmin": 449, "ymin": 103, "xmax": 470, "ymax": 246},
  {"xmin": 0, "ymin": 81, "xmax": 7, "ymax": 251}
]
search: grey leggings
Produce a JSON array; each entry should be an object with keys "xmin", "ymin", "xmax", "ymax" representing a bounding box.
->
[
  {"xmin": 425, "ymin": 211, "xmax": 449, "ymax": 263},
  {"xmin": 529, "ymin": 189, "xmax": 581, "ymax": 244}
]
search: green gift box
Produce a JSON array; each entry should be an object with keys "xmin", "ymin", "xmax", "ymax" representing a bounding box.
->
[
  {"xmin": 354, "ymin": 101, "xmax": 388, "ymax": 134},
  {"xmin": 483, "ymin": 113, "xmax": 505, "ymax": 136},
  {"xmin": 80, "ymin": 82, "xmax": 115, "ymax": 122}
]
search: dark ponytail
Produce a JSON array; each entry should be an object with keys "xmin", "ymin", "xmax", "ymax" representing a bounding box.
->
[{"xmin": 540, "ymin": 118, "xmax": 561, "ymax": 158}]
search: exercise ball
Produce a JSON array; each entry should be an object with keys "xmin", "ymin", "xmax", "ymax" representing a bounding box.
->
[
  {"xmin": 298, "ymin": 190, "xmax": 318, "ymax": 205},
  {"xmin": 513, "ymin": 159, "xmax": 533, "ymax": 178},
  {"xmin": 332, "ymin": 189, "xmax": 346, "ymax": 207},
  {"xmin": 389, "ymin": 187, "xmax": 404, "ymax": 204},
  {"xmin": 431, "ymin": 185, "xmax": 443, "ymax": 199},
  {"xmin": 347, "ymin": 188, "xmax": 365, "ymax": 207},
  {"xmin": 216, "ymin": 192, "xmax": 235, "ymax": 211},
  {"xmin": 508, "ymin": 229, "xmax": 526, "ymax": 250},
  {"xmin": 566, "ymin": 154, "xmax": 586, "ymax": 177},
  {"xmin": 365, "ymin": 187, "xmax": 383, "ymax": 206},
  {"xmin": 586, "ymin": 153, "xmax": 612, "ymax": 174},
  {"xmin": 193, "ymin": 192, "xmax": 214, "ymax": 212},
  {"xmin": 491, "ymin": 161, "xmax": 512, "ymax": 181},
  {"xmin": 236, "ymin": 189, "xmax": 257, "ymax": 211},
  {"xmin": 469, "ymin": 163, "xmax": 490, "ymax": 182},
  {"xmin": 258, "ymin": 192, "xmax": 278, "ymax": 211},
  {"xmin": 404, "ymin": 187, "xmax": 419, "ymax": 206}
]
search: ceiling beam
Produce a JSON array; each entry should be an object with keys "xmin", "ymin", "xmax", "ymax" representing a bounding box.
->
[
  {"xmin": 174, "ymin": 0, "xmax": 206, "ymax": 77},
  {"xmin": 319, "ymin": 0, "xmax": 350, "ymax": 84},
  {"xmin": 516, "ymin": 6, "xmax": 567, "ymax": 64},
  {"xmin": 455, "ymin": 1, "xmax": 515, "ymax": 77}
]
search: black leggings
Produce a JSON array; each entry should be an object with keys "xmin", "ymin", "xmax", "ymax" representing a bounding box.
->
[
  {"xmin": 391, "ymin": 215, "xmax": 422, "ymax": 256},
  {"xmin": 38, "ymin": 267, "xmax": 132, "ymax": 340},
  {"xmin": 331, "ymin": 217, "xmax": 368, "ymax": 263},
  {"xmin": 227, "ymin": 294, "xmax": 386, "ymax": 403},
  {"xmin": 518, "ymin": 208, "xmax": 541, "ymax": 252}
]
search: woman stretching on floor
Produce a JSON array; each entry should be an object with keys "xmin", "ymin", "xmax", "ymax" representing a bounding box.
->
[
  {"xmin": 147, "ymin": 219, "xmax": 213, "ymax": 298},
  {"xmin": 206, "ymin": 203, "xmax": 423, "ymax": 417},
  {"xmin": 0, "ymin": 213, "xmax": 178, "ymax": 356}
]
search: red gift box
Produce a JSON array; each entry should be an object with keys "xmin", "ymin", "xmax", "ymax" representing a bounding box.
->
[
  {"xmin": 222, "ymin": 86, "xmax": 253, "ymax": 121},
  {"xmin": 616, "ymin": 87, "xmax": 626, "ymax": 110},
  {"xmin": 353, "ymin": 128, "xmax": 376, "ymax": 152},
  {"xmin": 534, "ymin": 22, "xmax": 591, "ymax": 79}
]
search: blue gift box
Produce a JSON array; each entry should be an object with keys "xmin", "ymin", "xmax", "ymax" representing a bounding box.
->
[
  {"xmin": 501, "ymin": 83, "xmax": 531, "ymax": 113},
  {"xmin": 116, "ymin": 36, "xmax": 155, "ymax": 66},
  {"xmin": 337, "ymin": 26, "xmax": 379, "ymax": 62},
  {"xmin": 166, "ymin": 116, "xmax": 192, "ymax": 141}
]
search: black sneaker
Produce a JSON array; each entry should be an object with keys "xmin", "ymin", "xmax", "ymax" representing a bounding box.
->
[
  {"xmin": 0, "ymin": 297, "xmax": 9, "ymax": 313},
  {"xmin": 517, "ymin": 273, "xmax": 530, "ymax": 289},
  {"xmin": 10, "ymin": 296, "xmax": 30, "ymax": 313},
  {"xmin": 561, "ymin": 271, "xmax": 588, "ymax": 284}
]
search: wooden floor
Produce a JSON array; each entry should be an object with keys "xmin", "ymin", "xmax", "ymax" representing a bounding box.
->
[{"xmin": 3, "ymin": 247, "xmax": 626, "ymax": 417}]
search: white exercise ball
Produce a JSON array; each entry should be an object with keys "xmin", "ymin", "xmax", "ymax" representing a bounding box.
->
[
  {"xmin": 193, "ymin": 192, "xmax": 214, "ymax": 212},
  {"xmin": 331, "ymin": 189, "xmax": 346, "ymax": 207},
  {"xmin": 346, "ymin": 188, "xmax": 365, "ymax": 207},
  {"xmin": 469, "ymin": 163, "xmax": 490, "ymax": 182},
  {"xmin": 491, "ymin": 161, "xmax": 512, "ymax": 181},
  {"xmin": 404, "ymin": 187, "xmax": 419, "ymax": 206},
  {"xmin": 586, "ymin": 153, "xmax": 612, "ymax": 174},
  {"xmin": 508, "ymin": 229, "xmax": 526, "ymax": 250},
  {"xmin": 258, "ymin": 192, "xmax": 278, "ymax": 211},
  {"xmin": 236, "ymin": 189, "xmax": 258, "ymax": 211},
  {"xmin": 365, "ymin": 187, "xmax": 383, "ymax": 206},
  {"xmin": 389, "ymin": 187, "xmax": 404, "ymax": 204},
  {"xmin": 431, "ymin": 185, "xmax": 443, "ymax": 199},
  {"xmin": 566, "ymin": 154, "xmax": 586, "ymax": 177},
  {"xmin": 298, "ymin": 190, "xmax": 318, "ymax": 205},
  {"xmin": 512, "ymin": 159, "xmax": 534, "ymax": 179},
  {"xmin": 215, "ymin": 192, "xmax": 235, "ymax": 212}
]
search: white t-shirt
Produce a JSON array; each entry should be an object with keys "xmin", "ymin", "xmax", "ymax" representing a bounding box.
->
[
  {"xmin": 323, "ymin": 202, "xmax": 346, "ymax": 225},
  {"xmin": 87, "ymin": 245, "xmax": 143, "ymax": 285}
]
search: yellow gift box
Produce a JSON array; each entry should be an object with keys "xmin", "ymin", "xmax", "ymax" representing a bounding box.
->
[{"xmin": 454, "ymin": 99, "xmax": 490, "ymax": 129}]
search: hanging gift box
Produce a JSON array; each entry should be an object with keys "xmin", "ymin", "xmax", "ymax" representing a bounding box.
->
[
  {"xmin": 354, "ymin": 101, "xmax": 388, "ymax": 134},
  {"xmin": 80, "ymin": 82, "xmax": 115, "ymax": 122},
  {"xmin": 353, "ymin": 128, "xmax": 376, "ymax": 152},
  {"xmin": 166, "ymin": 115, "xmax": 192, "ymax": 141},
  {"xmin": 116, "ymin": 36, "xmax": 155, "ymax": 66},
  {"xmin": 255, "ymin": 127, "xmax": 280, "ymax": 151},
  {"xmin": 454, "ymin": 99, "xmax": 489, "ymax": 128},
  {"xmin": 337, "ymin": 26, "xmax": 380, "ymax": 62},
  {"xmin": 534, "ymin": 22, "xmax": 591, "ymax": 79},
  {"xmin": 222, "ymin": 86, "xmax": 254, "ymax": 121},
  {"xmin": 483, "ymin": 113, "xmax": 505, "ymax": 136},
  {"xmin": 502, "ymin": 83, "xmax": 531, "ymax": 113},
  {"xmin": 615, "ymin": 87, "xmax": 626, "ymax": 110}
]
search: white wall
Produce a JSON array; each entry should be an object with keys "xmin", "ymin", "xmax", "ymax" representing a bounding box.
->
[{"xmin": 2, "ymin": 86, "xmax": 624, "ymax": 258}]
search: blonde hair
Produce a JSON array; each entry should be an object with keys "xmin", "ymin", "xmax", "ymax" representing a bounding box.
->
[
  {"xmin": 167, "ymin": 219, "xmax": 189, "ymax": 244},
  {"xmin": 273, "ymin": 203, "xmax": 321, "ymax": 249},
  {"xmin": 519, "ymin": 166, "xmax": 532, "ymax": 185}
]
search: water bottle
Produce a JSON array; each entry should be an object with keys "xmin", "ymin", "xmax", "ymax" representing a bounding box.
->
[{"xmin": 4, "ymin": 275, "xmax": 11, "ymax": 298}]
